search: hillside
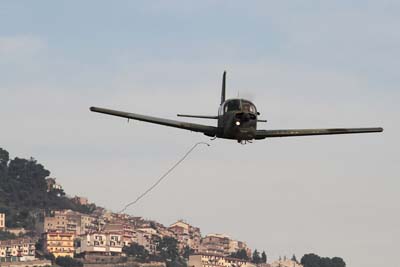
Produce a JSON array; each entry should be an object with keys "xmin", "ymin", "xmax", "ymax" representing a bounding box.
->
[{"xmin": 0, "ymin": 147, "xmax": 95, "ymax": 229}]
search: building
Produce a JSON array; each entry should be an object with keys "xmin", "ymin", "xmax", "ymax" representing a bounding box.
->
[
  {"xmin": 77, "ymin": 232, "xmax": 122, "ymax": 256},
  {"xmin": 0, "ymin": 213, "xmax": 5, "ymax": 230},
  {"xmin": 101, "ymin": 222, "xmax": 159, "ymax": 254},
  {"xmin": 42, "ymin": 231, "xmax": 75, "ymax": 258},
  {"xmin": 228, "ymin": 240, "xmax": 250, "ymax": 256},
  {"xmin": 102, "ymin": 223, "xmax": 134, "ymax": 247},
  {"xmin": 43, "ymin": 210, "xmax": 97, "ymax": 235},
  {"xmin": 0, "ymin": 238, "xmax": 36, "ymax": 261},
  {"xmin": 200, "ymin": 234, "xmax": 250, "ymax": 257},
  {"xmin": 188, "ymin": 254, "xmax": 256, "ymax": 267},
  {"xmin": 65, "ymin": 211, "xmax": 97, "ymax": 235},
  {"xmin": 271, "ymin": 259, "xmax": 302, "ymax": 267},
  {"xmin": 169, "ymin": 220, "xmax": 201, "ymax": 253},
  {"xmin": 43, "ymin": 212, "xmax": 69, "ymax": 233},
  {"xmin": 45, "ymin": 178, "xmax": 63, "ymax": 192},
  {"xmin": 99, "ymin": 221, "xmax": 159, "ymax": 254},
  {"xmin": 132, "ymin": 229, "xmax": 157, "ymax": 254},
  {"xmin": 72, "ymin": 196, "xmax": 88, "ymax": 206},
  {"xmin": 200, "ymin": 234, "xmax": 231, "ymax": 256}
]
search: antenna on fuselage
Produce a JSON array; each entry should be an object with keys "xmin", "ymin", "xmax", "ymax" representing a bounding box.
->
[{"xmin": 221, "ymin": 71, "xmax": 226, "ymax": 105}]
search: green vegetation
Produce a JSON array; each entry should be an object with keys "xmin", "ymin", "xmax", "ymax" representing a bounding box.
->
[
  {"xmin": 252, "ymin": 249, "xmax": 267, "ymax": 264},
  {"xmin": 301, "ymin": 253, "xmax": 346, "ymax": 267},
  {"xmin": 55, "ymin": 256, "xmax": 83, "ymax": 267},
  {"xmin": 291, "ymin": 254, "xmax": 298, "ymax": 263},
  {"xmin": 230, "ymin": 249, "xmax": 267, "ymax": 264},
  {"xmin": 252, "ymin": 249, "xmax": 261, "ymax": 264},
  {"xmin": 261, "ymin": 251, "xmax": 267, "ymax": 263},
  {"xmin": 156, "ymin": 237, "xmax": 187, "ymax": 267},
  {"xmin": 182, "ymin": 245, "xmax": 194, "ymax": 259},
  {"xmin": 0, "ymin": 147, "xmax": 95, "ymax": 230},
  {"xmin": 123, "ymin": 243, "xmax": 150, "ymax": 261},
  {"xmin": 124, "ymin": 237, "xmax": 187, "ymax": 267},
  {"xmin": 230, "ymin": 248, "xmax": 249, "ymax": 260},
  {"xmin": 157, "ymin": 237, "xmax": 179, "ymax": 261},
  {"xmin": 0, "ymin": 230, "xmax": 17, "ymax": 240}
]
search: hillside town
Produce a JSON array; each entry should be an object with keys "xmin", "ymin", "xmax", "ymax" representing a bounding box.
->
[
  {"xmin": 0, "ymin": 178, "xmax": 302, "ymax": 267},
  {"xmin": 0, "ymin": 148, "xmax": 345, "ymax": 267},
  {"xmin": 0, "ymin": 209, "xmax": 297, "ymax": 267}
]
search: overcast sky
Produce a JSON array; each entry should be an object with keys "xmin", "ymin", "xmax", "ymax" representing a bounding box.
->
[{"xmin": 1, "ymin": 1, "xmax": 399, "ymax": 266}]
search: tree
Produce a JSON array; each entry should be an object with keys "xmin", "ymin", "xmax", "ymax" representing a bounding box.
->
[
  {"xmin": 123, "ymin": 243, "xmax": 149, "ymax": 261},
  {"xmin": 291, "ymin": 254, "xmax": 298, "ymax": 263},
  {"xmin": 252, "ymin": 249, "xmax": 261, "ymax": 264},
  {"xmin": 0, "ymin": 230, "xmax": 17, "ymax": 240},
  {"xmin": 156, "ymin": 237, "xmax": 188, "ymax": 267},
  {"xmin": 230, "ymin": 249, "xmax": 249, "ymax": 260},
  {"xmin": 331, "ymin": 257, "xmax": 346, "ymax": 267},
  {"xmin": 301, "ymin": 253, "xmax": 346, "ymax": 267},
  {"xmin": 44, "ymin": 253, "xmax": 56, "ymax": 264},
  {"xmin": 320, "ymin": 257, "xmax": 331, "ymax": 267},
  {"xmin": 55, "ymin": 256, "xmax": 83, "ymax": 267},
  {"xmin": 183, "ymin": 245, "xmax": 194, "ymax": 259},
  {"xmin": 0, "ymin": 147, "xmax": 98, "ymax": 230},
  {"xmin": 301, "ymin": 254, "xmax": 321, "ymax": 267},
  {"xmin": 261, "ymin": 251, "xmax": 267, "ymax": 263},
  {"xmin": 157, "ymin": 237, "xmax": 180, "ymax": 262},
  {"xmin": 0, "ymin": 148, "xmax": 9, "ymax": 182}
]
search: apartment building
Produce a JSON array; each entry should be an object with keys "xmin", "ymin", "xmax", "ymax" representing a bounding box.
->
[
  {"xmin": 43, "ymin": 210, "xmax": 97, "ymax": 235},
  {"xmin": 169, "ymin": 220, "xmax": 201, "ymax": 253},
  {"xmin": 188, "ymin": 254, "xmax": 256, "ymax": 267},
  {"xmin": 43, "ymin": 214, "xmax": 68, "ymax": 233},
  {"xmin": 200, "ymin": 234, "xmax": 231, "ymax": 256},
  {"xmin": 100, "ymin": 223, "xmax": 159, "ymax": 254},
  {"xmin": 42, "ymin": 231, "xmax": 75, "ymax": 258},
  {"xmin": 67, "ymin": 212, "xmax": 97, "ymax": 234},
  {"xmin": 102, "ymin": 223, "xmax": 134, "ymax": 247},
  {"xmin": 132, "ymin": 229, "xmax": 157, "ymax": 254},
  {"xmin": 78, "ymin": 232, "xmax": 122, "ymax": 256},
  {"xmin": 0, "ymin": 213, "xmax": 5, "ymax": 230},
  {"xmin": 228, "ymin": 240, "xmax": 250, "ymax": 256},
  {"xmin": 0, "ymin": 238, "xmax": 36, "ymax": 260}
]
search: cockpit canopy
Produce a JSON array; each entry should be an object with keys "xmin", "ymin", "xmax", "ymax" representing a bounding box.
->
[{"xmin": 220, "ymin": 99, "xmax": 257, "ymax": 114}]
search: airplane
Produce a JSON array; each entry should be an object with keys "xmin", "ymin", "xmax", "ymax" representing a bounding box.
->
[{"xmin": 90, "ymin": 71, "xmax": 383, "ymax": 144}]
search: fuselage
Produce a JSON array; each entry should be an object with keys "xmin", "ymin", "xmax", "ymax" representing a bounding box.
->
[{"xmin": 216, "ymin": 98, "xmax": 258, "ymax": 141}]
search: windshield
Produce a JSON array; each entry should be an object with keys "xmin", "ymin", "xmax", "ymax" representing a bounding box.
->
[
  {"xmin": 241, "ymin": 100, "xmax": 256, "ymax": 113},
  {"xmin": 224, "ymin": 100, "xmax": 241, "ymax": 112},
  {"xmin": 223, "ymin": 99, "xmax": 256, "ymax": 113}
]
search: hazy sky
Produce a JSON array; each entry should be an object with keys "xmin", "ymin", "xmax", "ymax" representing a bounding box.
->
[{"xmin": 1, "ymin": 1, "xmax": 399, "ymax": 266}]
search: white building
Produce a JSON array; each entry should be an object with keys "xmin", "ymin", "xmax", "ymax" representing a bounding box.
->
[
  {"xmin": 271, "ymin": 259, "xmax": 302, "ymax": 267},
  {"xmin": 189, "ymin": 254, "xmax": 256, "ymax": 267},
  {"xmin": 0, "ymin": 238, "xmax": 36, "ymax": 261},
  {"xmin": 78, "ymin": 232, "xmax": 123, "ymax": 256}
]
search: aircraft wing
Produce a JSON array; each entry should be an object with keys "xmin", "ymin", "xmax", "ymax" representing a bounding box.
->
[
  {"xmin": 90, "ymin": 106, "xmax": 218, "ymax": 137},
  {"xmin": 255, "ymin": 127, "xmax": 383, "ymax": 139}
]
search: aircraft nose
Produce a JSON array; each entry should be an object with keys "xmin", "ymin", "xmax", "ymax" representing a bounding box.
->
[{"xmin": 235, "ymin": 112, "xmax": 255, "ymax": 122}]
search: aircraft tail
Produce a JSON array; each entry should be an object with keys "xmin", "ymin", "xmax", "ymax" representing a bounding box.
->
[{"xmin": 221, "ymin": 71, "xmax": 226, "ymax": 105}]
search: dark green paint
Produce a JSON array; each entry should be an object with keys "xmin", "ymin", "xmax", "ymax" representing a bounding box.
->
[{"xmin": 90, "ymin": 72, "xmax": 383, "ymax": 143}]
